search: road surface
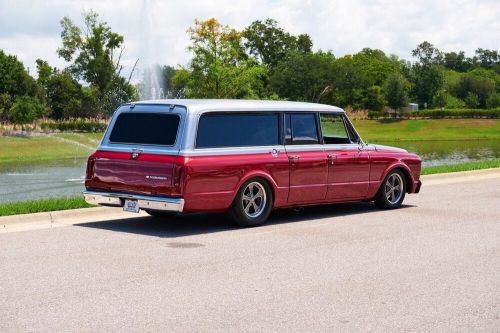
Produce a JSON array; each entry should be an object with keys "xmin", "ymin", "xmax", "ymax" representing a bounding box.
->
[{"xmin": 1, "ymin": 170, "xmax": 499, "ymax": 332}]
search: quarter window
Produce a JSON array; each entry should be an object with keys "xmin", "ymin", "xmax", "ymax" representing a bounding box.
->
[
  {"xmin": 196, "ymin": 113, "xmax": 279, "ymax": 148},
  {"xmin": 320, "ymin": 113, "xmax": 351, "ymax": 144}
]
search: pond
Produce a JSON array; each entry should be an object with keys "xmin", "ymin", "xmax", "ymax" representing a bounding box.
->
[
  {"xmin": 378, "ymin": 139, "xmax": 500, "ymax": 167},
  {"xmin": 0, "ymin": 139, "xmax": 499, "ymax": 204}
]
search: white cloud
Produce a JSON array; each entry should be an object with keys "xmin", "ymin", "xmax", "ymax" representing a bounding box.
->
[{"xmin": 1, "ymin": 0, "xmax": 499, "ymax": 80}]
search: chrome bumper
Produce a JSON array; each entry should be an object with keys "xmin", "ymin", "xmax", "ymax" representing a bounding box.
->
[{"xmin": 82, "ymin": 190, "xmax": 184, "ymax": 212}]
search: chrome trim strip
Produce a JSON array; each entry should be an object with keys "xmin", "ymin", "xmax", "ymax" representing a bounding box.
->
[{"xmin": 82, "ymin": 191, "xmax": 184, "ymax": 212}]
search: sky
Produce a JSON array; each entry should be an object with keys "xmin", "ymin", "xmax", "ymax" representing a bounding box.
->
[{"xmin": 0, "ymin": 0, "xmax": 499, "ymax": 82}]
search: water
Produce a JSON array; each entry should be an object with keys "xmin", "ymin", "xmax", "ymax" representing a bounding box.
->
[
  {"xmin": 1, "ymin": 140, "xmax": 499, "ymax": 204},
  {"xmin": 0, "ymin": 159, "xmax": 86, "ymax": 204},
  {"xmin": 377, "ymin": 140, "xmax": 500, "ymax": 167},
  {"xmin": 138, "ymin": 0, "xmax": 164, "ymax": 100}
]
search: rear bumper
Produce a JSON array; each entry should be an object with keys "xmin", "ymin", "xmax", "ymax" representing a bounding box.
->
[{"xmin": 82, "ymin": 190, "xmax": 184, "ymax": 213}]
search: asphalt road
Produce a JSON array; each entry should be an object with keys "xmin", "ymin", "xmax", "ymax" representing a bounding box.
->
[{"xmin": 1, "ymin": 170, "xmax": 499, "ymax": 332}]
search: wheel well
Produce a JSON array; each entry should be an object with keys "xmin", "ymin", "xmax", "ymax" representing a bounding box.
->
[
  {"xmin": 392, "ymin": 167, "xmax": 412, "ymax": 193},
  {"xmin": 233, "ymin": 176, "xmax": 275, "ymax": 205}
]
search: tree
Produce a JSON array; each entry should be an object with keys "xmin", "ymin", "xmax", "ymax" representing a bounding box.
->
[
  {"xmin": 329, "ymin": 55, "xmax": 368, "ymax": 108},
  {"xmin": 456, "ymin": 69, "xmax": 495, "ymax": 108},
  {"xmin": 353, "ymin": 48, "xmax": 396, "ymax": 86},
  {"xmin": 243, "ymin": 19, "xmax": 312, "ymax": 69},
  {"xmin": 185, "ymin": 18, "xmax": 268, "ymax": 98},
  {"xmin": 443, "ymin": 51, "xmax": 472, "ymax": 72},
  {"xmin": 363, "ymin": 85, "xmax": 385, "ymax": 111},
  {"xmin": 36, "ymin": 59, "xmax": 86, "ymax": 119},
  {"xmin": 410, "ymin": 64, "xmax": 444, "ymax": 108},
  {"xmin": 475, "ymin": 48, "xmax": 499, "ymax": 69},
  {"xmin": 270, "ymin": 51, "xmax": 335, "ymax": 102},
  {"xmin": 9, "ymin": 96, "xmax": 45, "ymax": 124},
  {"xmin": 0, "ymin": 50, "xmax": 44, "ymax": 121},
  {"xmin": 384, "ymin": 72, "xmax": 408, "ymax": 114},
  {"xmin": 412, "ymin": 41, "xmax": 443, "ymax": 66},
  {"xmin": 57, "ymin": 11, "xmax": 136, "ymax": 115}
]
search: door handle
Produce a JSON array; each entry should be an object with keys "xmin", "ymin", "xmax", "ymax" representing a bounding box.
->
[
  {"xmin": 288, "ymin": 155, "xmax": 300, "ymax": 160},
  {"xmin": 327, "ymin": 154, "xmax": 336, "ymax": 165}
]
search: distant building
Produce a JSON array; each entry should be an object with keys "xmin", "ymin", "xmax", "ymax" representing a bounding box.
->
[{"xmin": 409, "ymin": 103, "xmax": 419, "ymax": 111}]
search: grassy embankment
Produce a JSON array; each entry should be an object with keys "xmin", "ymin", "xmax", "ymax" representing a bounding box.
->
[
  {"xmin": 0, "ymin": 132, "xmax": 102, "ymax": 166},
  {"xmin": 1, "ymin": 119, "xmax": 499, "ymax": 217},
  {"xmin": 0, "ymin": 197, "xmax": 92, "ymax": 217},
  {"xmin": 352, "ymin": 118, "xmax": 500, "ymax": 142}
]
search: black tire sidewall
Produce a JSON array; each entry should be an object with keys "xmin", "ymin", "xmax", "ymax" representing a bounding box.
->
[
  {"xmin": 376, "ymin": 169, "xmax": 406, "ymax": 209},
  {"xmin": 230, "ymin": 178, "xmax": 273, "ymax": 227}
]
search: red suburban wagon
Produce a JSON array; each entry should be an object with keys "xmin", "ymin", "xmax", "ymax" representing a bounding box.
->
[{"xmin": 83, "ymin": 100, "xmax": 422, "ymax": 227}]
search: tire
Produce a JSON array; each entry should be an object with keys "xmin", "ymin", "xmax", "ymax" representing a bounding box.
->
[
  {"xmin": 374, "ymin": 169, "xmax": 407, "ymax": 209},
  {"xmin": 229, "ymin": 178, "xmax": 273, "ymax": 227},
  {"xmin": 144, "ymin": 209, "xmax": 177, "ymax": 218}
]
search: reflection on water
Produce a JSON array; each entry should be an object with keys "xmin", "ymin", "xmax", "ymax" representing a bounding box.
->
[
  {"xmin": 0, "ymin": 158, "xmax": 86, "ymax": 204},
  {"xmin": 1, "ymin": 140, "xmax": 499, "ymax": 203}
]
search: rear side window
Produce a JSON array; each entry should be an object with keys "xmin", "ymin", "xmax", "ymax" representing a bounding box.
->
[
  {"xmin": 196, "ymin": 113, "xmax": 279, "ymax": 148},
  {"xmin": 285, "ymin": 113, "xmax": 319, "ymax": 145},
  {"xmin": 109, "ymin": 113, "xmax": 180, "ymax": 146}
]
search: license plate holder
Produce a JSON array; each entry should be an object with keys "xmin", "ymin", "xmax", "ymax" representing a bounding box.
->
[{"xmin": 123, "ymin": 199, "xmax": 140, "ymax": 213}]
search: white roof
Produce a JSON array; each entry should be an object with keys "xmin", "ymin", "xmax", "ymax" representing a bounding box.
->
[{"xmin": 130, "ymin": 99, "xmax": 344, "ymax": 113}]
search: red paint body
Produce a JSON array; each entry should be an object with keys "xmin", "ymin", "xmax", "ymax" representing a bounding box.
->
[{"xmin": 85, "ymin": 147, "xmax": 421, "ymax": 213}]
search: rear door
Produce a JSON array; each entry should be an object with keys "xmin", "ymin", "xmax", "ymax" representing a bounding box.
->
[
  {"xmin": 285, "ymin": 113, "xmax": 328, "ymax": 203},
  {"xmin": 86, "ymin": 104, "xmax": 186, "ymax": 197}
]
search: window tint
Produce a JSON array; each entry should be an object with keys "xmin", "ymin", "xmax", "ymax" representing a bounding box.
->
[
  {"xmin": 287, "ymin": 113, "xmax": 319, "ymax": 145},
  {"xmin": 320, "ymin": 113, "xmax": 351, "ymax": 144},
  {"xmin": 196, "ymin": 113, "xmax": 279, "ymax": 148},
  {"xmin": 109, "ymin": 113, "xmax": 180, "ymax": 146}
]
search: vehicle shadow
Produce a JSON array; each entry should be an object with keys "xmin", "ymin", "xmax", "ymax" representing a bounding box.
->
[{"xmin": 75, "ymin": 202, "xmax": 415, "ymax": 239}]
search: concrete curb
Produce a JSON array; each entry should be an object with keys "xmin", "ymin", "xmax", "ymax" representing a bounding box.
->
[
  {"xmin": 0, "ymin": 206, "xmax": 147, "ymax": 232},
  {"xmin": 1, "ymin": 168, "xmax": 499, "ymax": 232}
]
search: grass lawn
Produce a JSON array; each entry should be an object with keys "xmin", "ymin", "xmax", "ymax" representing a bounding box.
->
[
  {"xmin": 0, "ymin": 132, "xmax": 103, "ymax": 165},
  {"xmin": 421, "ymin": 159, "xmax": 500, "ymax": 175},
  {"xmin": 0, "ymin": 196, "xmax": 93, "ymax": 217},
  {"xmin": 353, "ymin": 119, "xmax": 500, "ymax": 142}
]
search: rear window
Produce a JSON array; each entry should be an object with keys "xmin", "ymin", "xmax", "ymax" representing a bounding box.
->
[
  {"xmin": 109, "ymin": 113, "xmax": 179, "ymax": 146},
  {"xmin": 196, "ymin": 113, "xmax": 279, "ymax": 148}
]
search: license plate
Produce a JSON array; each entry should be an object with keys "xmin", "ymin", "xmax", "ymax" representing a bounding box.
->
[{"xmin": 123, "ymin": 199, "xmax": 140, "ymax": 213}]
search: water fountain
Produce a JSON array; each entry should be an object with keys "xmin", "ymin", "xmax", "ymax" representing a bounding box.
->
[{"xmin": 138, "ymin": 0, "xmax": 165, "ymax": 100}]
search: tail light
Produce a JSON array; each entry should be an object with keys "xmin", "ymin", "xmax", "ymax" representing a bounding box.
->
[
  {"xmin": 86, "ymin": 156, "xmax": 96, "ymax": 180},
  {"xmin": 173, "ymin": 164, "xmax": 183, "ymax": 188}
]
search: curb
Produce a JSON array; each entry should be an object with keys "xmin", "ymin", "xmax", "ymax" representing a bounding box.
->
[{"xmin": 0, "ymin": 206, "xmax": 147, "ymax": 232}]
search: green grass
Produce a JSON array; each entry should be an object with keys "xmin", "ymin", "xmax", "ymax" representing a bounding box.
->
[
  {"xmin": 0, "ymin": 132, "xmax": 102, "ymax": 166},
  {"xmin": 353, "ymin": 119, "xmax": 500, "ymax": 142},
  {"xmin": 0, "ymin": 196, "xmax": 94, "ymax": 217},
  {"xmin": 422, "ymin": 159, "xmax": 500, "ymax": 175}
]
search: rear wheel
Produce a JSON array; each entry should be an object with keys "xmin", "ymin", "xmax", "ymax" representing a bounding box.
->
[
  {"xmin": 374, "ymin": 170, "xmax": 406, "ymax": 209},
  {"xmin": 229, "ymin": 178, "xmax": 273, "ymax": 227}
]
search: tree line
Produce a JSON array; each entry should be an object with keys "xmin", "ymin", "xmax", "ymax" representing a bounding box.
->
[{"xmin": 1, "ymin": 12, "xmax": 499, "ymax": 124}]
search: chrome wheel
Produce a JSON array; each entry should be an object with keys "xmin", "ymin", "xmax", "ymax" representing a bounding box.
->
[
  {"xmin": 385, "ymin": 173, "xmax": 404, "ymax": 205},
  {"xmin": 242, "ymin": 181, "xmax": 267, "ymax": 218}
]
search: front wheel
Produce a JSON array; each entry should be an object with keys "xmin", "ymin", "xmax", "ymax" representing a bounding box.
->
[
  {"xmin": 229, "ymin": 178, "xmax": 273, "ymax": 227},
  {"xmin": 374, "ymin": 170, "xmax": 406, "ymax": 209}
]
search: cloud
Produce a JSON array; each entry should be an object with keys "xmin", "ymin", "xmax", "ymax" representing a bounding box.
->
[{"xmin": 1, "ymin": 0, "xmax": 499, "ymax": 81}]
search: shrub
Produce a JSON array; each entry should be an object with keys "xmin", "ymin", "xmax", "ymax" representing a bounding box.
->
[
  {"xmin": 9, "ymin": 96, "xmax": 45, "ymax": 124},
  {"xmin": 40, "ymin": 118, "xmax": 107, "ymax": 132}
]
